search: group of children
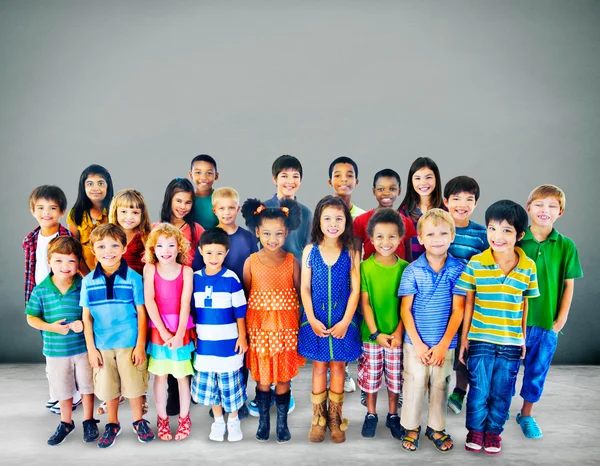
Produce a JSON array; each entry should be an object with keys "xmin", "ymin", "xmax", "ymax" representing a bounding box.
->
[{"xmin": 24, "ymin": 154, "xmax": 582, "ymax": 455}]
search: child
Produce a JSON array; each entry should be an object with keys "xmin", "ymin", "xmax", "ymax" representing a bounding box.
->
[
  {"xmin": 192, "ymin": 228, "xmax": 248, "ymax": 442},
  {"xmin": 516, "ymin": 185, "xmax": 582, "ymax": 438},
  {"xmin": 399, "ymin": 157, "xmax": 443, "ymax": 261},
  {"xmin": 241, "ymin": 198, "xmax": 305, "ymax": 443},
  {"xmin": 144, "ymin": 223, "xmax": 195, "ymax": 441},
  {"xmin": 264, "ymin": 154, "xmax": 313, "ymax": 264},
  {"xmin": 81, "ymin": 223, "xmax": 154, "ymax": 448},
  {"xmin": 328, "ymin": 156, "xmax": 365, "ymax": 219},
  {"xmin": 457, "ymin": 200, "xmax": 539, "ymax": 455},
  {"xmin": 398, "ymin": 209, "xmax": 466, "ymax": 453},
  {"xmin": 443, "ymin": 176, "xmax": 489, "ymax": 414},
  {"xmin": 67, "ymin": 164, "xmax": 114, "ymax": 275},
  {"xmin": 357, "ymin": 208, "xmax": 408, "ymax": 439},
  {"xmin": 298, "ymin": 195, "xmax": 361, "ymax": 444},
  {"xmin": 25, "ymin": 236, "xmax": 98, "ymax": 445},
  {"xmin": 189, "ymin": 154, "xmax": 220, "ymax": 229},
  {"xmin": 354, "ymin": 169, "xmax": 417, "ymax": 262},
  {"xmin": 108, "ymin": 189, "xmax": 151, "ymax": 275},
  {"xmin": 160, "ymin": 178, "xmax": 204, "ymax": 267}
]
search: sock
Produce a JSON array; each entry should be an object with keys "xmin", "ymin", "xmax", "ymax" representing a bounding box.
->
[
  {"xmin": 228, "ymin": 414, "xmax": 239, "ymax": 423},
  {"xmin": 214, "ymin": 415, "xmax": 225, "ymax": 424}
]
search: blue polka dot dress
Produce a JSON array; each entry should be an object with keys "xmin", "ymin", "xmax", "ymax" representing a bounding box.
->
[{"xmin": 298, "ymin": 244, "xmax": 362, "ymax": 362}]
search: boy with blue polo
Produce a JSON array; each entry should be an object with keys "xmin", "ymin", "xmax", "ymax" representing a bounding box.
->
[
  {"xmin": 81, "ymin": 223, "xmax": 154, "ymax": 448},
  {"xmin": 457, "ymin": 200, "xmax": 539, "ymax": 455},
  {"xmin": 516, "ymin": 185, "xmax": 582, "ymax": 439}
]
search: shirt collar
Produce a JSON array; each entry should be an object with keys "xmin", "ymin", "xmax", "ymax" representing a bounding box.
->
[
  {"xmin": 413, "ymin": 252, "xmax": 457, "ymax": 273},
  {"xmin": 480, "ymin": 246, "xmax": 528, "ymax": 267},
  {"xmin": 522, "ymin": 226, "xmax": 559, "ymax": 243},
  {"xmin": 93, "ymin": 259, "xmax": 129, "ymax": 280},
  {"xmin": 40, "ymin": 273, "xmax": 82, "ymax": 294}
]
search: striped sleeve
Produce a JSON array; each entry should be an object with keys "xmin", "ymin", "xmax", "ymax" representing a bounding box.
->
[
  {"xmin": 230, "ymin": 275, "xmax": 247, "ymax": 319},
  {"xmin": 398, "ymin": 266, "xmax": 417, "ymax": 297},
  {"xmin": 524, "ymin": 261, "xmax": 540, "ymax": 298},
  {"xmin": 25, "ymin": 288, "xmax": 43, "ymax": 317},
  {"xmin": 456, "ymin": 261, "xmax": 476, "ymax": 291}
]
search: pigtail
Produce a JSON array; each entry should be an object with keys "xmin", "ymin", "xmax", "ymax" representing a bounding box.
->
[
  {"xmin": 241, "ymin": 198, "xmax": 265, "ymax": 231},
  {"xmin": 279, "ymin": 198, "xmax": 302, "ymax": 232}
]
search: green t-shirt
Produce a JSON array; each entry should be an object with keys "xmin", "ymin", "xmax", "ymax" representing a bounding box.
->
[
  {"xmin": 194, "ymin": 193, "xmax": 219, "ymax": 229},
  {"xmin": 360, "ymin": 255, "xmax": 409, "ymax": 343},
  {"xmin": 520, "ymin": 227, "xmax": 583, "ymax": 330}
]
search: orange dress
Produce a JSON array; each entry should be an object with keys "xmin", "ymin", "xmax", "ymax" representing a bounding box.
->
[{"xmin": 246, "ymin": 253, "xmax": 305, "ymax": 385}]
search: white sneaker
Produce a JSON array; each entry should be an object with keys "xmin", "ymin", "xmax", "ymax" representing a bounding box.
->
[
  {"xmin": 344, "ymin": 372, "xmax": 356, "ymax": 393},
  {"xmin": 227, "ymin": 417, "xmax": 243, "ymax": 442},
  {"xmin": 209, "ymin": 420, "xmax": 226, "ymax": 442}
]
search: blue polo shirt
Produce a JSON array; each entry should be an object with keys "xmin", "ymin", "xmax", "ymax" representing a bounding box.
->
[
  {"xmin": 80, "ymin": 260, "xmax": 144, "ymax": 350},
  {"xmin": 398, "ymin": 253, "xmax": 467, "ymax": 348}
]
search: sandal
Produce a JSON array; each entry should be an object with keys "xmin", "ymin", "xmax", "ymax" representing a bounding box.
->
[
  {"xmin": 175, "ymin": 413, "xmax": 192, "ymax": 441},
  {"xmin": 425, "ymin": 426, "xmax": 454, "ymax": 453},
  {"xmin": 157, "ymin": 416, "xmax": 172, "ymax": 441},
  {"xmin": 96, "ymin": 395, "xmax": 126, "ymax": 415},
  {"xmin": 401, "ymin": 426, "xmax": 421, "ymax": 452},
  {"xmin": 516, "ymin": 413, "xmax": 543, "ymax": 439}
]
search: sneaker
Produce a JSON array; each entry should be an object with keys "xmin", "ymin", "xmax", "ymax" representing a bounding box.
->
[
  {"xmin": 238, "ymin": 403, "xmax": 249, "ymax": 420},
  {"xmin": 361, "ymin": 413, "xmax": 378, "ymax": 438},
  {"xmin": 209, "ymin": 420, "xmax": 226, "ymax": 442},
  {"xmin": 72, "ymin": 392, "xmax": 82, "ymax": 410},
  {"xmin": 448, "ymin": 390, "xmax": 465, "ymax": 414},
  {"xmin": 360, "ymin": 390, "xmax": 367, "ymax": 407},
  {"xmin": 344, "ymin": 371, "xmax": 356, "ymax": 393},
  {"xmin": 82, "ymin": 419, "xmax": 100, "ymax": 443},
  {"xmin": 227, "ymin": 417, "xmax": 243, "ymax": 442},
  {"xmin": 385, "ymin": 413, "xmax": 403, "ymax": 440},
  {"xmin": 45, "ymin": 399, "xmax": 58, "ymax": 410},
  {"xmin": 247, "ymin": 399, "xmax": 259, "ymax": 417},
  {"xmin": 484, "ymin": 432, "xmax": 502, "ymax": 455},
  {"xmin": 47, "ymin": 421, "xmax": 75, "ymax": 446},
  {"xmin": 132, "ymin": 419, "xmax": 155, "ymax": 443},
  {"xmin": 465, "ymin": 429, "xmax": 484, "ymax": 452},
  {"xmin": 98, "ymin": 423, "xmax": 121, "ymax": 449},
  {"xmin": 288, "ymin": 394, "xmax": 295, "ymax": 414},
  {"xmin": 49, "ymin": 404, "xmax": 61, "ymax": 416}
]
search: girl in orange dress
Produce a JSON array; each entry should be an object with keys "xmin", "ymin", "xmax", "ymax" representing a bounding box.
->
[{"xmin": 241, "ymin": 198, "xmax": 305, "ymax": 444}]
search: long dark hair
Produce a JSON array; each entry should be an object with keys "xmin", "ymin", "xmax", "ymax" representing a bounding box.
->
[
  {"xmin": 399, "ymin": 157, "xmax": 442, "ymax": 220},
  {"xmin": 69, "ymin": 164, "xmax": 114, "ymax": 226},
  {"xmin": 311, "ymin": 195, "xmax": 354, "ymax": 252},
  {"xmin": 160, "ymin": 178, "xmax": 197, "ymax": 245},
  {"xmin": 241, "ymin": 198, "xmax": 302, "ymax": 232}
]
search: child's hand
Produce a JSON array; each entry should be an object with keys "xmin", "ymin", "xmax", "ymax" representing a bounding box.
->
[
  {"xmin": 552, "ymin": 319, "xmax": 565, "ymax": 334},
  {"xmin": 309, "ymin": 318, "xmax": 330, "ymax": 338},
  {"xmin": 69, "ymin": 320, "xmax": 84, "ymax": 333},
  {"xmin": 159, "ymin": 328, "xmax": 174, "ymax": 343},
  {"xmin": 414, "ymin": 341, "xmax": 430, "ymax": 365},
  {"xmin": 235, "ymin": 336, "xmax": 248, "ymax": 354},
  {"xmin": 459, "ymin": 339, "xmax": 469, "ymax": 365},
  {"xmin": 88, "ymin": 348, "xmax": 103, "ymax": 369},
  {"xmin": 51, "ymin": 319, "xmax": 71, "ymax": 335},
  {"xmin": 427, "ymin": 344, "xmax": 447, "ymax": 367},
  {"xmin": 330, "ymin": 320, "xmax": 350, "ymax": 339},
  {"xmin": 520, "ymin": 344, "xmax": 526, "ymax": 359},
  {"xmin": 166, "ymin": 334, "xmax": 183, "ymax": 350},
  {"xmin": 376, "ymin": 333, "xmax": 394, "ymax": 349},
  {"xmin": 132, "ymin": 345, "xmax": 146, "ymax": 366}
]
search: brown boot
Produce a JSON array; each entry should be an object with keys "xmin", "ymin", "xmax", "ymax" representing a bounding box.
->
[
  {"xmin": 328, "ymin": 391, "xmax": 349, "ymax": 443},
  {"xmin": 308, "ymin": 391, "xmax": 328, "ymax": 442}
]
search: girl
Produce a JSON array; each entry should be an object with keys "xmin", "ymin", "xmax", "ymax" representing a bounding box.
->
[
  {"xmin": 159, "ymin": 178, "xmax": 204, "ymax": 267},
  {"xmin": 298, "ymin": 195, "xmax": 361, "ymax": 444},
  {"xmin": 399, "ymin": 157, "xmax": 443, "ymax": 261},
  {"xmin": 108, "ymin": 189, "xmax": 151, "ymax": 275},
  {"xmin": 241, "ymin": 198, "xmax": 305, "ymax": 444},
  {"xmin": 144, "ymin": 223, "xmax": 195, "ymax": 441},
  {"xmin": 67, "ymin": 164, "xmax": 114, "ymax": 274}
]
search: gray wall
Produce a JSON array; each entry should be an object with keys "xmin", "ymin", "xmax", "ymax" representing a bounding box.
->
[{"xmin": 1, "ymin": 0, "xmax": 598, "ymax": 364}]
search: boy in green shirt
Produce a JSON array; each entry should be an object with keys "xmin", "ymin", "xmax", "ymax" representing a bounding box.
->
[{"xmin": 189, "ymin": 154, "xmax": 220, "ymax": 229}]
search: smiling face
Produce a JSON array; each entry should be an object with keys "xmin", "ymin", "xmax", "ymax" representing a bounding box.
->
[
  {"xmin": 92, "ymin": 235, "xmax": 126, "ymax": 271},
  {"xmin": 116, "ymin": 205, "xmax": 142, "ymax": 232},
  {"xmin": 84, "ymin": 174, "xmax": 108, "ymax": 204},
  {"xmin": 320, "ymin": 206, "xmax": 346, "ymax": 240},
  {"xmin": 200, "ymin": 243, "xmax": 228, "ymax": 272},
  {"xmin": 329, "ymin": 163, "xmax": 358, "ymax": 197},
  {"xmin": 170, "ymin": 191, "xmax": 193, "ymax": 222},
  {"xmin": 418, "ymin": 218, "xmax": 453, "ymax": 257},
  {"xmin": 527, "ymin": 196, "xmax": 563, "ymax": 229},
  {"xmin": 256, "ymin": 218, "xmax": 287, "ymax": 252},
  {"xmin": 273, "ymin": 168, "xmax": 301, "ymax": 199},
  {"xmin": 213, "ymin": 197, "xmax": 240, "ymax": 226},
  {"xmin": 154, "ymin": 234, "xmax": 179, "ymax": 266},
  {"xmin": 31, "ymin": 197, "xmax": 64, "ymax": 231},
  {"xmin": 189, "ymin": 161, "xmax": 218, "ymax": 196},
  {"xmin": 373, "ymin": 176, "xmax": 400, "ymax": 209},
  {"xmin": 412, "ymin": 167, "xmax": 436, "ymax": 198},
  {"xmin": 370, "ymin": 222, "xmax": 401, "ymax": 258},
  {"xmin": 444, "ymin": 191, "xmax": 477, "ymax": 228},
  {"xmin": 487, "ymin": 219, "xmax": 523, "ymax": 254},
  {"xmin": 48, "ymin": 252, "xmax": 79, "ymax": 282}
]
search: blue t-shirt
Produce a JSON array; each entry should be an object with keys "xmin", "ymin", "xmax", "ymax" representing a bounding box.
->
[
  {"xmin": 449, "ymin": 221, "xmax": 489, "ymax": 265},
  {"xmin": 398, "ymin": 253, "xmax": 466, "ymax": 348}
]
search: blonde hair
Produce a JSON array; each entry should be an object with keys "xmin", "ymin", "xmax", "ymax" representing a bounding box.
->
[
  {"xmin": 108, "ymin": 189, "xmax": 151, "ymax": 243},
  {"xmin": 212, "ymin": 187, "xmax": 240, "ymax": 206},
  {"xmin": 144, "ymin": 223, "xmax": 190, "ymax": 265},
  {"xmin": 526, "ymin": 184, "xmax": 566, "ymax": 211},
  {"xmin": 417, "ymin": 208, "xmax": 456, "ymax": 238}
]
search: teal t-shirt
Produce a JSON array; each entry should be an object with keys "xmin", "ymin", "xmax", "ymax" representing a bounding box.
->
[
  {"xmin": 194, "ymin": 193, "xmax": 219, "ymax": 229},
  {"xmin": 360, "ymin": 255, "xmax": 408, "ymax": 343}
]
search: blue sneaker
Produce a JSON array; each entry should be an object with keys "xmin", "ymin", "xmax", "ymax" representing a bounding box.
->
[
  {"xmin": 82, "ymin": 419, "xmax": 100, "ymax": 443},
  {"xmin": 238, "ymin": 403, "xmax": 249, "ymax": 420},
  {"xmin": 361, "ymin": 413, "xmax": 378, "ymax": 438},
  {"xmin": 288, "ymin": 393, "xmax": 295, "ymax": 414},
  {"xmin": 97, "ymin": 423, "xmax": 121, "ymax": 449},
  {"xmin": 47, "ymin": 421, "xmax": 75, "ymax": 446}
]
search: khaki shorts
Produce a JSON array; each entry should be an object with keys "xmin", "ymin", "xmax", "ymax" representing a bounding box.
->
[
  {"xmin": 46, "ymin": 353, "xmax": 94, "ymax": 401},
  {"xmin": 93, "ymin": 347, "xmax": 148, "ymax": 401}
]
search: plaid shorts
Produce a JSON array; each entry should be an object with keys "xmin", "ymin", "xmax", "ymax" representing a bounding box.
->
[
  {"xmin": 357, "ymin": 342, "xmax": 403, "ymax": 394},
  {"xmin": 191, "ymin": 369, "xmax": 247, "ymax": 413}
]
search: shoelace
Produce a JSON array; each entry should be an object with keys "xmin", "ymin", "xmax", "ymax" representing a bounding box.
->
[{"xmin": 135, "ymin": 420, "xmax": 153, "ymax": 440}]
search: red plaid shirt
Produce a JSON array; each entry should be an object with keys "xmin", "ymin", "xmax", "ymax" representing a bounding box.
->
[{"xmin": 22, "ymin": 225, "xmax": 71, "ymax": 302}]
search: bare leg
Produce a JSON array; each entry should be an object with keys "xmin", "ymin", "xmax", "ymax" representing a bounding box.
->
[
  {"xmin": 388, "ymin": 390, "xmax": 398, "ymax": 415},
  {"xmin": 154, "ymin": 375, "xmax": 168, "ymax": 419},
  {"xmin": 177, "ymin": 376, "xmax": 191, "ymax": 418},
  {"xmin": 129, "ymin": 396, "xmax": 144, "ymax": 422},
  {"xmin": 329, "ymin": 362, "xmax": 346, "ymax": 394},
  {"xmin": 82, "ymin": 393, "xmax": 95, "ymax": 420},
  {"xmin": 521, "ymin": 400, "xmax": 535, "ymax": 417},
  {"xmin": 59, "ymin": 399, "xmax": 73, "ymax": 424},
  {"xmin": 275, "ymin": 381, "xmax": 290, "ymax": 395},
  {"xmin": 106, "ymin": 397, "xmax": 120, "ymax": 425}
]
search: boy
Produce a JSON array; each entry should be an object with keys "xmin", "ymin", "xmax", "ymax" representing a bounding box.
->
[
  {"xmin": 457, "ymin": 200, "xmax": 539, "ymax": 455},
  {"xmin": 328, "ymin": 156, "xmax": 365, "ymax": 219},
  {"xmin": 81, "ymin": 223, "xmax": 153, "ymax": 448},
  {"xmin": 264, "ymin": 154, "xmax": 312, "ymax": 264},
  {"xmin": 189, "ymin": 154, "xmax": 219, "ymax": 229},
  {"xmin": 516, "ymin": 185, "xmax": 582, "ymax": 438},
  {"xmin": 353, "ymin": 169, "xmax": 417, "ymax": 262},
  {"xmin": 357, "ymin": 209, "xmax": 408, "ymax": 440},
  {"xmin": 26, "ymin": 236, "xmax": 98, "ymax": 446},
  {"xmin": 191, "ymin": 228, "xmax": 248, "ymax": 442},
  {"xmin": 398, "ymin": 209, "xmax": 466, "ymax": 453},
  {"xmin": 443, "ymin": 176, "xmax": 489, "ymax": 414}
]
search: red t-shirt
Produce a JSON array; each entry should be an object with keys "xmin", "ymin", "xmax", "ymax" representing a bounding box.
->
[{"xmin": 353, "ymin": 209, "xmax": 417, "ymax": 261}]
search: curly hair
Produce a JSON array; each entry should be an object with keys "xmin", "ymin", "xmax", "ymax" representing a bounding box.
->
[
  {"xmin": 241, "ymin": 198, "xmax": 302, "ymax": 232},
  {"xmin": 144, "ymin": 223, "xmax": 190, "ymax": 265}
]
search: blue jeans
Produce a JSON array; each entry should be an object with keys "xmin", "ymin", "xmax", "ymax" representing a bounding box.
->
[
  {"xmin": 466, "ymin": 341, "xmax": 521, "ymax": 434},
  {"xmin": 520, "ymin": 326, "xmax": 558, "ymax": 403}
]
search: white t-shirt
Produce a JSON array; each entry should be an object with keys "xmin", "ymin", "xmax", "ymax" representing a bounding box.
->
[{"xmin": 35, "ymin": 232, "xmax": 58, "ymax": 285}]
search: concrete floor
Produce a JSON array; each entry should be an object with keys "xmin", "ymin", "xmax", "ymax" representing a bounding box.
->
[{"xmin": 1, "ymin": 363, "xmax": 598, "ymax": 465}]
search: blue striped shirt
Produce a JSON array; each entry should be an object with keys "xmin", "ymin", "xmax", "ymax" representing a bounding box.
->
[
  {"xmin": 449, "ymin": 221, "xmax": 489, "ymax": 265},
  {"xmin": 398, "ymin": 254, "xmax": 466, "ymax": 348},
  {"xmin": 193, "ymin": 267, "xmax": 247, "ymax": 372}
]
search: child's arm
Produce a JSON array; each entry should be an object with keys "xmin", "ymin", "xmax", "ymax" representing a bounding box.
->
[
  {"xmin": 166, "ymin": 266, "xmax": 194, "ymax": 350},
  {"xmin": 330, "ymin": 249, "xmax": 361, "ymax": 339},
  {"xmin": 82, "ymin": 306, "xmax": 103, "ymax": 368},
  {"xmin": 235, "ymin": 317, "xmax": 248, "ymax": 354},
  {"xmin": 300, "ymin": 245, "xmax": 328, "ymax": 337},
  {"xmin": 400, "ymin": 294, "xmax": 430, "ymax": 364},
  {"xmin": 242, "ymin": 257, "xmax": 252, "ymax": 299},
  {"xmin": 390, "ymin": 299, "xmax": 404, "ymax": 348},
  {"xmin": 26, "ymin": 315, "xmax": 70, "ymax": 336},
  {"xmin": 521, "ymin": 297, "xmax": 529, "ymax": 359},
  {"xmin": 553, "ymin": 279, "xmax": 575, "ymax": 333},
  {"xmin": 459, "ymin": 291, "xmax": 475, "ymax": 365},
  {"xmin": 361, "ymin": 291, "xmax": 393, "ymax": 348},
  {"xmin": 428, "ymin": 294, "xmax": 466, "ymax": 366},
  {"xmin": 292, "ymin": 257, "xmax": 301, "ymax": 299},
  {"xmin": 143, "ymin": 264, "xmax": 173, "ymax": 342},
  {"xmin": 132, "ymin": 304, "xmax": 148, "ymax": 366}
]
